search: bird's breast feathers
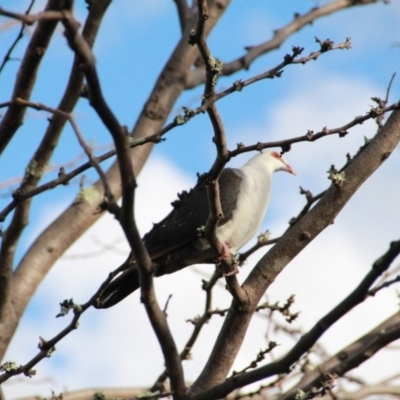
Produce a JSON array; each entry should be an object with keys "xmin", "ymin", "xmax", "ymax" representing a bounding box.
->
[{"xmin": 217, "ymin": 169, "xmax": 272, "ymax": 253}]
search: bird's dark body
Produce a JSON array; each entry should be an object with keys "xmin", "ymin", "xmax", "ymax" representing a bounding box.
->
[{"xmin": 96, "ymin": 168, "xmax": 243, "ymax": 308}]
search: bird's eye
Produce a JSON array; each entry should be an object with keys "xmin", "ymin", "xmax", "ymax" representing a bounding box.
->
[{"xmin": 271, "ymin": 151, "xmax": 281, "ymax": 159}]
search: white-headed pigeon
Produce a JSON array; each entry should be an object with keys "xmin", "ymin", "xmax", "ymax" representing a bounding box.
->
[{"xmin": 95, "ymin": 151, "xmax": 295, "ymax": 308}]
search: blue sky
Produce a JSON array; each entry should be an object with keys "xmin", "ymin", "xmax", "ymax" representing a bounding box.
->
[{"xmin": 1, "ymin": 0, "xmax": 400, "ymax": 398}]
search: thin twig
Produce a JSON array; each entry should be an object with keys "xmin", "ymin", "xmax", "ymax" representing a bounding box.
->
[
  {"xmin": 150, "ymin": 270, "xmax": 222, "ymax": 392},
  {"xmin": 238, "ymin": 233, "xmax": 280, "ymax": 265},
  {"xmin": 0, "ymin": 129, "xmax": 160, "ymax": 222},
  {"xmin": 368, "ymin": 275, "xmax": 400, "ymax": 296},
  {"xmin": 285, "ymin": 189, "xmax": 327, "ymax": 232},
  {"xmin": 12, "ymin": 98, "xmax": 118, "ymax": 211},
  {"xmin": 231, "ymin": 342, "xmax": 278, "ymax": 377},
  {"xmin": 0, "ymin": 8, "xmax": 65, "ymax": 25},
  {"xmin": 177, "ymin": 38, "xmax": 353, "ymax": 135},
  {"xmin": 0, "ymin": 266, "xmax": 118, "ymax": 384},
  {"xmin": 186, "ymin": 0, "xmax": 377, "ymax": 88},
  {"xmin": 385, "ymin": 72, "xmax": 396, "ymax": 104},
  {"xmin": 0, "ymin": 0, "xmax": 35, "ymax": 74},
  {"xmin": 0, "ymin": 143, "xmax": 113, "ymax": 192}
]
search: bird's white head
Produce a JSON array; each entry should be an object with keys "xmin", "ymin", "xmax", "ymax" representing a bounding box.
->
[
  {"xmin": 268, "ymin": 151, "xmax": 296, "ymax": 175},
  {"xmin": 247, "ymin": 150, "xmax": 296, "ymax": 175}
]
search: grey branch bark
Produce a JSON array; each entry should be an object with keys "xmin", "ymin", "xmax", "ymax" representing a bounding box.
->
[
  {"xmin": 0, "ymin": 0, "xmax": 70, "ymax": 154},
  {"xmin": 280, "ymin": 309, "xmax": 400, "ymax": 400},
  {"xmin": 0, "ymin": 0, "xmax": 109, "ymax": 355},
  {"xmin": 191, "ymin": 108, "xmax": 400, "ymax": 395}
]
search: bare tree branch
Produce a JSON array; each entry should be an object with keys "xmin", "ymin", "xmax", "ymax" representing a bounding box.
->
[
  {"xmin": 2, "ymin": 39, "xmax": 390, "ymax": 228},
  {"xmin": 0, "ymin": 266, "xmax": 118, "ymax": 384},
  {"xmin": 237, "ymin": 233, "xmax": 280, "ymax": 265},
  {"xmin": 0, "ymin": 96, "xmax": 396, "ymax": 225},
  {"xmin": 177, "ymin": 38, "xmax": 353, "ymax": 135},
  {"xmin": 0, "ymin": 8, "xmax": 66, "ymax": 25},
  {"xmin": 368, "ymin": 274, "xmax": 400, "ymax": 296},
  {"xmin": 191, "ymin": 0, "xmax": 248, "ymax": 302},
  {"xmin": 186, "ymin": 0, "xmax": 382, "ymax": 88},
  {"xmin": 0, "ymin": 0, "xmax": 74, "ymax": 345},
  {"xmin": 173, "ymin": 0, "xmax": 191, "ymax": 33},
  {"xmin": 191, "ymin": 108, "xmax": 400, "ymax": 395},
  {"xmin": 194, "ymin": 238, "xmax": 400, "ymax": 398},
  {"xmin": 0, "ymin": 0, "xmax": 35, "ymax": 74},
  {"xmin": 0, "ymin": 0, "xmax": 71, "ymax": 154},
  {"xmin": 11, "ymin": 98, "xmax": 117, "ymax": 208},
  {"xmin": 0, "ymin": 0, "xmax": 112, "ymax": 360},
  {"xmin": 1, "ymin": 1, "xmax": 398, "ymax": 397},
  {"xmin": 280, "ymin": 310, "xmax": 400, "ymax": 399}
]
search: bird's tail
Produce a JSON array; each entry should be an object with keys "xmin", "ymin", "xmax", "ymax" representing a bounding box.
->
[{"xmin": 95, "ymin": 259, "xmax": 140, "ymax": 309}]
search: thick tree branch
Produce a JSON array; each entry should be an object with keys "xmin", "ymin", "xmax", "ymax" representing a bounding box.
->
[
  {"xmin": 173, "ymin": 0, "xmax": 190, "ymax": 33},
  {"xmin": 191, "ymin": 108, "xmax": 400, "ymax": 395},
  {"xmin": 194, "ymin": 239, "xmax": 400, "ymax": 399},
  {"xmin": 0, "ymin": 0, "xmax": 70, "ymax": 154},
  {"xmin": 280, "ymin": 310, "xmax": 400, "ymax": 399},
  {"xmin": 0, "ymin": 0, "xmax": 112, "ymax": 360},
  {"xmin": 0, "ymin": 0, "xmax": 69, "ymax": 304},
  {"xmin": 0, "ymin": 0, "xmax": 74, "ymax": 332}
]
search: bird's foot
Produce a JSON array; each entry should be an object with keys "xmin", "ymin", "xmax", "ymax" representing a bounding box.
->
[
  {"xmin": 215, "ymin": 242, "xmax": 239, "ymax": 276},
  {"xmin": 216, "ymin": 241, "xmax": 231, "ymax": 261}
]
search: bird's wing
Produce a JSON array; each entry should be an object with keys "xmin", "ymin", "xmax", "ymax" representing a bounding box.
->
[
  {"xmin": 218, "ymin": 167, "xmax": 243, "ymax": 226},
  {"xmin": 144, "ymin": 167, "xmax": 243, "ymax": 260}
]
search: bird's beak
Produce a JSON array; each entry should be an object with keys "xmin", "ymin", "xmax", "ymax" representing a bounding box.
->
[{"xmin": 285, "ymin": 164, "xmax": 296, "ymax": 176}]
